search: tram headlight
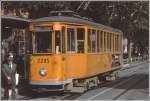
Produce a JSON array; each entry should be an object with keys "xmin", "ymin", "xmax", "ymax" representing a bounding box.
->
[{"xmin": 39, "ymin": 68, "xmax": 47, "ymax": 76}]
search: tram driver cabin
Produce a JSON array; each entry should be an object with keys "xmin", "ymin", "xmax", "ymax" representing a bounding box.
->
[{"xmin": 29, "ymin": 11, "xmax": 123, "ymax": 92}]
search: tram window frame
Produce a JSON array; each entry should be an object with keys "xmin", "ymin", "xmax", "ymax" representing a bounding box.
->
[
  {"xmin": 109, "ymin": 33, "xmax": 112, "ymax": 52},
  {"xmin": 67, "ymin": 27, "xmax": 76, "ymax": 53},
  {"xmin": 100, "ymin": 31, "xmax": 103, "ymax": 52},
  {"xmin": 33, "ymin": 31, "xmax": 52, "ymax": 54},
  {"xmin": 88, "ymin": 29, "xmax": 96, "ymax": 53},
  {"xmin": 55, "ymin": 30, "xmax": 61, "ymax": 54},
  {"xmin": 112, "ymin": 33, "xmax": 115, "ymax": 52},
  {"xmin": 97, "ymin": 30, "xmax": 100, "ymax": 52},
  {"xmin": 62, "ymin": 26, "xmax": 66, "ymax": 53},
  {"xmin": 77, "ymin": 28, "xmax": 85, "ymax": 53},
  {"xmin": 104, "ymin": 32, "xmax": 107, "ymax": 52},
  {"xmin": 88, "ymin": 29, "xmax": 92, "ymax": 52},
  {"xmin": 107, "ymin": 32, "xmax": 109, "ymax": 52},
  {"xmin": 113, "ymin": 33, "xmax": 115, "ymax": 52},
  {"xmin": 119, "ymin": 35, "xmax": 120, "ymax": 52},
  {"xmin": 119, "ymin": 35, "xmax": 121, "ymax": 51},
  {"xmin": 111, "ymin": 33, "xmax": 113, "ymax": 52},
  {"xmin": 117, "ymin": 34, "xmax": 119, "ymax": 52},
  {"xmin": 118, "ymin": 35, "xmax": 119, "ymax": 52},
  {"xmin": 115, "ymin": 34, "xmax": 117, "ymax": 51},
  {"xmin": 92, "ymin": 29, "xmax": 96, "ymax": 52},
  {"xmin": 115, "ymin": 34, "xmax": 117, "ymax": 52},
  {"xmin": 116, "ymin": 35, "xmax": 117, "ymax": 51},
  {"xmin": 115, "ymin": 34, "xmax": 116, "ymax": 52}
]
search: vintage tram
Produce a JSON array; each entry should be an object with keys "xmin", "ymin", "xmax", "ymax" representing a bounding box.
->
[{"xmin": 29, "ymin": 11, "xmax": 123, "ymax": 93}]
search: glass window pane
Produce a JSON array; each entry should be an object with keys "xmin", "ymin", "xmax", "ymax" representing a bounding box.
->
[
  {"xmin": 100, "ymin": 31, "xmax": 103, "ymax": 51},
  {"xmin": 113, "ymin": 34, "xmax": 115, "ymax": 52},
  {"xmin": 77, "ymin": 28, "xmax": 85, "ymax": 40},
  {"xmin": 104, "ymin": 32, "xmax": 107, "ymax": 51},
  {"xmin": 35, "ymin": 31, "xmax": 52, "ymax": 53},
  {"xmin": 92, "ymin": 30, "xmax": 96, "ymax": 52},
  {"xmin": 77, "ymin": 28, "xmax": 85, "ymax": 53},
  {"xmin": 107, "ymin": 32, "xmax": 109, "ymax": 51},
  {"xmin": 118, "ymin": 35, "xmax": 120, "ymax": 51},
  {"xmin": 67, "ymin": 28, "xmax": 76, "ymax": 53},
  {"xmin": 62, "ymin": 27, "xmax": 65, "ymax": 53},
  {"xmin": 97, "ymin": 30, "xmax": 100, "ymax": 52},
  {"xmin": 110, "ymin": 33, "xmax": 112, "ymax": 51},
  {"xmin": 88, "ymin": 29, "xmax": 92, "ymax": 52},
  {"xmin": 115, "ymin": 35, "xmax": 117, "ymax": 51},
  {"xmin": 117, "ymin": 35, "xmax": 119, "ymax": 51},
  {"xmin": 55, "ymin": 31, "xmax": 61, "ymax": 54}
]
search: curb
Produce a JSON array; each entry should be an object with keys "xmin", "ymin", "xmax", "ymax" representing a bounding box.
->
[{"xmin": 122, "ymin": 61, "xmax": 147, "ymax": 70}]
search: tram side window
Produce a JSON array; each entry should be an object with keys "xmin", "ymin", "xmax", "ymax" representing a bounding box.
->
[
  {"xmin": 55, "ymin": 31, "xmax": 61, "ymax": 54},
  {"xmin": 104, "ymin": 32, "xmax": 107, "ymax": 51},
  {"xmin": 113, "ymin": 33, "xmax": 115, "ymax": 52},
  {"xmin": 97, "ymin": 30, "xmax": 100, "ymax": 52},
  {"xmin": 92, "ymin": 30, "xmax": 96, "ymax": 52},
  {"xmin": 111, "ymin": 33, "xmax": 113, "ymax": 52},
  {"xmin": 100, "ymin": 31, "xmax": 103, "ymax": 52},
  {"xmin": 110, "ymin": 33, "xmax": 112, "ymax": 52},
  {"xmin": 34, "ymin": 32, "xmax": 52, "ymax": 53},
  {"xmin": 77, "ymin": 28, "xmax": 85, "ymax": 53},
  {"xmin": 108, "ymin": 32, "xmax": 111, "ymax": 52},
  {"xmin": 62, "ymin": 27, "xmax": 65, "ymax": 53},
  {"xmin": 117, "ymin": 35, "xmax": 119, "ymax": 51},
  {"xmin": 116, "ymin": 35, "xmax": 117, "ymax": 51},
  {"xmin": 67, "ymin": 28, "xmax": 76, "ymax": 53},
  {"xmin": 114, "ymin": 34, "xmax": 117, "ymax": 52},
  {"xmin": 107, "ymin": 32, "xmax": 109, "ymax": 51},
  {"xmin": 88, "ymin": 29, "xmax": 96, "ymax": 53},
  {"xmin": 115, "ymin": 35, "xmax": 117, "ymax": 52},
  {"xmin": 118, "ymin": 35, "xmax": 120, "ymax": 51},
  {"xmin": 88, "ymin": 29, "xmax": 92, "ymax": 52},
  {"xmin": 118, "ymin": 35, "xmax": 121, "ymax": 51}
]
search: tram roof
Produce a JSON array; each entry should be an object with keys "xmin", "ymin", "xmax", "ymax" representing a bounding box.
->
[
  {"xmin": 2, "ymin": 15, "xmax": 31, "ymax": 22},
  {"xmin": 32, "ymin": 16, "xmax": 122, "ymax": 33},
  {"xmin": 2, "ymin": 15, "xmax": 31, "ymax": 28}
]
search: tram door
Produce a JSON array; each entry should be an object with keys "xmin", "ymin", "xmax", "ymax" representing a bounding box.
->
[{"xmin": 12, "ymin": 29, "xmax": 27, "ymax": 79}]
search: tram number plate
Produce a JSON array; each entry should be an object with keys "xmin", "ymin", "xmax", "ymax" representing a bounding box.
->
[{"xmin": 37, "ymin": 58, "xmax": 49, "ymax": 63}]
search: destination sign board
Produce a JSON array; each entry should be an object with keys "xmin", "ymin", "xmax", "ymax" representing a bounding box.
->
[{"xmin": 32, "ymin": 26, "xmax": 53, "ymax": 31}]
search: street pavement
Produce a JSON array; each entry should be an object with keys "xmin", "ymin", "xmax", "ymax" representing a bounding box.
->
[
  {"xmin": 1, "ymin": 61, "xmax": 149, "ymax": 100},
  {"xmin": 76, "ymin": 61, "xmax": 149, "ymax": 100}
]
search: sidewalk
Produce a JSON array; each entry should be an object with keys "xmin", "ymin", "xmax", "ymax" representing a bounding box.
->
[{"xmin": 122, "ymin": 61, "xmax": 147, "ymax": 70}]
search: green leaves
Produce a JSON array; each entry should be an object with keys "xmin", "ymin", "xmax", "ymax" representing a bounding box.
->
[{"xmin": 2, "ymin": 1, "xmax": 148, "ymax": 51}]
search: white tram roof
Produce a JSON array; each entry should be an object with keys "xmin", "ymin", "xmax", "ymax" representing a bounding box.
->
[{"xmin": 32, "ymin": 16, "xmax": 123, "ymax": 34}]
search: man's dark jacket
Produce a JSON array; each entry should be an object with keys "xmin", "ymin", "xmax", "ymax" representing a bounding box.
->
[{"xmin": 2, "ymin": 63, "xmax": 17, "ymax": 88}]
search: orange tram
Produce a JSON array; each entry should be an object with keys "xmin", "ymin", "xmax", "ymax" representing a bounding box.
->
[{"xmin": 29, "ymin": 12, "xmax": 123, "ymax": 93}]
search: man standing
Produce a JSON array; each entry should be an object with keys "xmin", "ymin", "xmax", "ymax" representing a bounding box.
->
[{"xmin": 2, "ymin": 52, "xmax": 17, "ymax": 100}]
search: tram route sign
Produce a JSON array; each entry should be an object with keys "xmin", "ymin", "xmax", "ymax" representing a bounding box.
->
[{"xmin": 32, "ymin": 26, "xmax": 53, "ymax": 31}]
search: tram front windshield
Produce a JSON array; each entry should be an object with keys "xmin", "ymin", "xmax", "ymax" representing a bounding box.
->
[{"xmin": 34, "ymin": 31, "xmax": 52, "ymax": 53}]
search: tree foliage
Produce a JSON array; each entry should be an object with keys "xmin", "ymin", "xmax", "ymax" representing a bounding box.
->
[{"xmin": 2, "ymin": 1, "xmax": 149, "ymax": 54}]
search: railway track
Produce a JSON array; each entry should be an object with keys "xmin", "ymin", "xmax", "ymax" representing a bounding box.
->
[{"xmin": 112, "ymin": 75, "xmax": 147, "ymax": 100}]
